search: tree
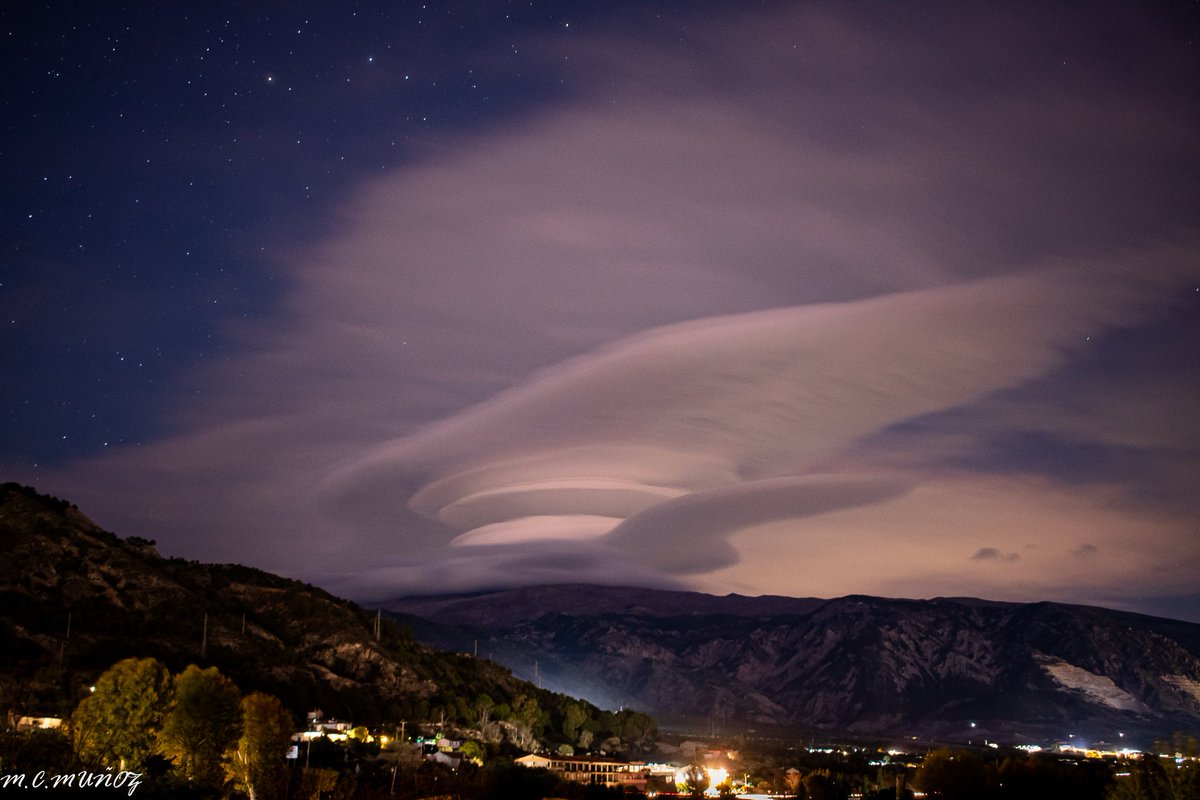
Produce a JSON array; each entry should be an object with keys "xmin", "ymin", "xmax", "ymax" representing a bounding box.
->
[
  {"xmin": 160, "ymin": 664, "xmax": 242, "ymax": 789},
  {"xmin": 476, "ymin": 693, "xmax": 495, "ymax": 725},
  {"xmin": 1160, "ymin": 734, "xmax": 1200, "ymax": 800},
  {"xmin": 475, "ymin": 692, "xmax": 500, "ymax": 740},
  {"xmin": 681, "ymin": 764, "xmax": 710, "ymax": 798},
  {"xmin": 297, "ymin": 767, "xmax": 339, "ymax": 800},
  {"xmin": 461, "ymin": 739, "xmax": 487, "ymax": 764},
  {"xmin": 803, "ymin": 769, "xmax": 846, "ymax": 800},
  {"xmin": 1108, "ymin": 755, "xmax": 1169, "ymax": 800},
  {"xmin": 785, "ymin": 767, "xmax": 803, "ymax": 796},
  {"xmin": 618, "ymin": 710, "xmax": 657, "ymax": 751},
  {"xmin": 997, "ymin": 753, "xmax": 1107, "ymax": 800},
  {"xmin": 1107, "ymin": 738, "xmax": 1200, "ymax": 800},
  {"xmin": 512, "ymin": 694, "xmax": 541, "ymax": 728},
  {"xmin": 73, "ymin": 657, "xmax": 172, "ymax": 770},
  {"xmin": 508, "ymin": 694, "xmax": 543, "ymax": 749},
  {"xmin": 229, "ymin": 692, "xmax": 293, "ymax": 800},
  {"xmin": 913, "ymin": 748, "xmax": 990, "ymax": 800},
  {"xmin": 562, "ymin": 702, "xmax": 586, "ymax": 741},
  {"xmin": 376, "ymin": 739, "xmax": 423, "ymax": 798},
  {"xmin": 0, "ymin": 727, "xmax": 75, "ymax": 775},
  {"xmin": 481, "ymin": 758, "xmax": 565, "ymax": 800}
]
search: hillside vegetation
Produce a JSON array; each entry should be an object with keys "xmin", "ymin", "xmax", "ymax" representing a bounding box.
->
[{"xmin": 0, "ymin": 482, "xmax": 655, "ymax": 756}]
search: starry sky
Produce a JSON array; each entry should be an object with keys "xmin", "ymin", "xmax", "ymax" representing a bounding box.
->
[{"xmin": 4, "ymin": 1, "xmax": 1199, "ymax": 620}]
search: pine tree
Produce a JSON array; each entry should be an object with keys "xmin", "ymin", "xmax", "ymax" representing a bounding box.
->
[
  {"xmin": 160, "ymin": 664, "xmax": 242, "ymax": 788},
  {"xmin": 73, "ymin": 657, "xmax": 172, "ymax": 771}
]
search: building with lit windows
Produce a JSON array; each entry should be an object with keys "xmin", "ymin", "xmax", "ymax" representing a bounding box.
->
[{"xmin": 515, "ymin": 753, "xmax": 672, "ymax": 791}]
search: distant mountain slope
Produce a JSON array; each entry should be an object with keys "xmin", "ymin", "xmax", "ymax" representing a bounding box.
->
[
  {"xmin": 390, "ymin": 583, "xmax": 827, "ymax": 625},
  {"xmin": 0, "ymin": 483, "xmax": 592, "ymax": 733},
  {"xmin": 386, "ymin": 584, "xmax": 1200, "ymax": 743}
]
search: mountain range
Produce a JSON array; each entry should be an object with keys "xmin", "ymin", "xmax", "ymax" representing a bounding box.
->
[{"xmin": 386, "ymin": 583, "xmax": 1200, "ymax": 746}]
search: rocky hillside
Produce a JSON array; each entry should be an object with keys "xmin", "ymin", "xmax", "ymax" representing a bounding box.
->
[
  {"xmin": 386, "ymin": 584, "xmax": 1200, "ymax": 744},
  {"xmin": 0, "ymin": 484, "xmax": 600, "ymax": 735}
]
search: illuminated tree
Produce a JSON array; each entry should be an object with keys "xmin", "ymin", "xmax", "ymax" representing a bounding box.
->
[
  {"xmin": 73, "ymin": 657, "xmax": 172, "ymax": 770},
  {"xmin": 512, "ymin": 694, "xmax": 542, "ymax": 728},
  {"xmin": 785, "ymin": 767, "xmax": 802, "ymax": 796},
  {"xmin": 681, "ymin": 764, "xmax": 710, "ymax": 798},
  {"xmin": 229, "ymin": 692, "xmax": 293, "ymax": 800},
  {"xmin": 507, "ymin": 694, "xmax": 543, "ymax": 749},
  {"xmin": 160, "ymin": 664, "xmax": 241, "ymax": 788},
  {"xmin": 472, "ymin": 692, "xmax": 499, "ymax": 740},
  {"xmin": 475, "ymin": 693, "xmax": 495, "ymax": 723},
  {"xmin": 461, "ymin": 740, "xmax": 487, "ymax": 764}
]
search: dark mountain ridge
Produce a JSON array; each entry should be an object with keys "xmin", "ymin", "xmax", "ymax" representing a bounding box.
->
[
  {"xmin": 0, "ymin": 483, "xmax": 630, "ymax": 744},
  {"xmin": 386, "ymin": 584, "xmax": 1200, "ymax": 745},
  {"xmin": 388, "ymin": 582, "xmax": 829, "ymax": 625}
]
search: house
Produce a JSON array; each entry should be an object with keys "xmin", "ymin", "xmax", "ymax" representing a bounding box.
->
[
  {"xmin": 516, "ymin": 753, "xmax": 657, "ymax": 790},
  {"xmin": 11, "ymin": 715, "xmax": 63, "ymax": 731}
]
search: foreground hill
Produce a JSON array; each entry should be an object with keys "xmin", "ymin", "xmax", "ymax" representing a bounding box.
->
[
  {"xmin": 0, "ymin": 483, "xmax": 642, "ymax": 747},
  {"xmin": 386, "ymin": 584, "xmax": 1200, "ymax": 744}
]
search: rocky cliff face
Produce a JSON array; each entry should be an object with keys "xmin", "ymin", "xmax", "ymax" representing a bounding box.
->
[{"xmin": 387, "ymin": 585, "xmax": 1200, "ymax": 743}]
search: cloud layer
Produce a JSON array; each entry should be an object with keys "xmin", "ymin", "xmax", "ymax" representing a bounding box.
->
[
  {"xmin": 18, "ymin": 2, "xmax": 1200, "ymax": 617},
  {"xmin": 317, "ymin": 250, "xmax": 1196, "ymax": 589}
]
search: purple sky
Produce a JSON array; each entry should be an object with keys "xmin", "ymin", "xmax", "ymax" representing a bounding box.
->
[{"xmin": 4, "ymin": 2, "xmax": 1199, "ymax": 619}]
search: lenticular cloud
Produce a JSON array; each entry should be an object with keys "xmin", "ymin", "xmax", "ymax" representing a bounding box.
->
[{"xmin": 319, "ymin": 246, "xmax": 1196, "ymax": 574}]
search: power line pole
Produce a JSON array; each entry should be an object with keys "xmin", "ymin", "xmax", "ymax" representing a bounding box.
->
[{"xmin": 58, "ymin": 611, "xmax": 72, "ymax": 667}]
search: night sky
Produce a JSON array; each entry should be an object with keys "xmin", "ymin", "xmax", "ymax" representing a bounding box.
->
[{"xmin": 4, "ymin": 2, "xmax": 1199, "ymax": 620}]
